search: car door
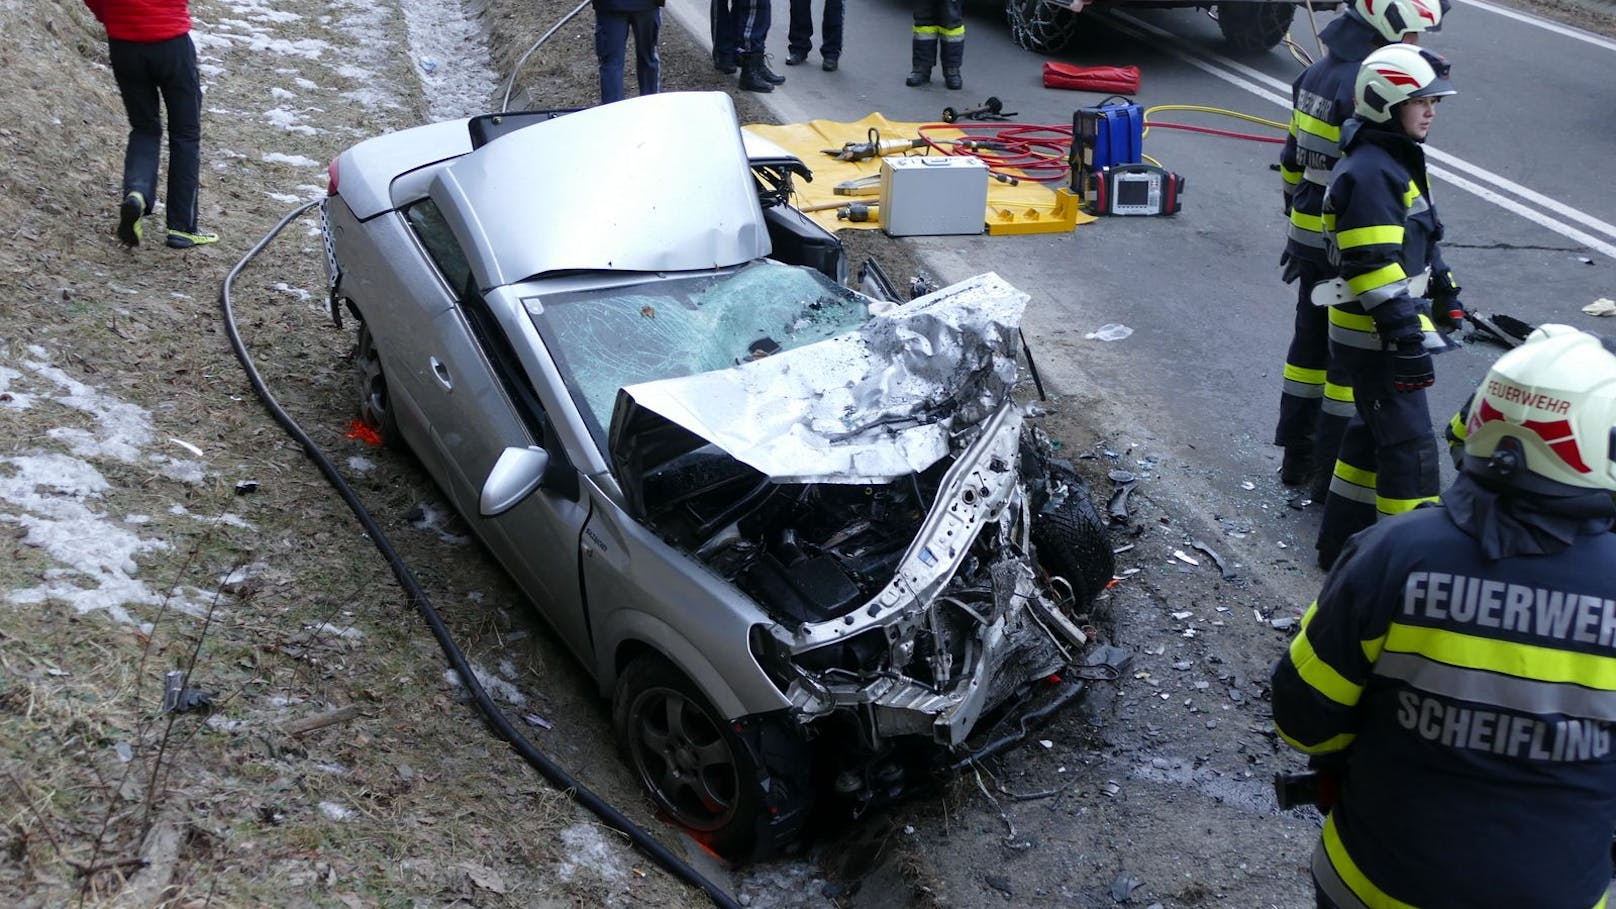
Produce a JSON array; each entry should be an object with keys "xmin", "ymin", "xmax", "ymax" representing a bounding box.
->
[{"xmin": 403, "ymin": 200, "xmax": 594, "ymax": 662}]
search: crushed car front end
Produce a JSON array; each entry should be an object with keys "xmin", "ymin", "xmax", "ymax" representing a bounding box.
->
[{"xmin": 608, "ymin": 273, "xmax": 1104, "ymax": 810}]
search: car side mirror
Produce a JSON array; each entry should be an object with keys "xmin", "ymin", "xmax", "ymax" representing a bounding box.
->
[{"xmin": 480, "ymin": 446, "xmax": 551, "ymax": 516}]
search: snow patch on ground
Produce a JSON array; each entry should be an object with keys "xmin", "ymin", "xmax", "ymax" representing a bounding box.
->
[
  {"xmin": 265, "ymin": 106, "xmax": 319, "ymax": 134},
  {"xmin": 397, "ymin": 0, "xmax": 499, "ymax": 119},
  {"xmin": 0, "ymin": 354, "xmax": 218, "ymax": 628},
  {"xmin": 556, "ymin": 823, "xmax": 627, "ymax": 884},
  {"xmin": 444, "ymin": 662, "xmax": 525, "ymax": 706},
  {"xmin": 261, "ymin": 152, "xmax": 322, "ymax": 167}
]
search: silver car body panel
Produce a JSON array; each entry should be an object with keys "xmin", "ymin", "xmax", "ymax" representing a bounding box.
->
[
  {"xmin": 431, "ymin": 93, "xmax": 769, "ymax": 290},
  {"xmin": 326, "ymin": 98, "xmax": 1082, "ymax": 755},
  {"xmin": 336, "ymin": 117, "xmax": 472, "ymax": 219},
  {"xmin": 617, "ymin": 272, "xmax": 1028, "ymax": 484}
]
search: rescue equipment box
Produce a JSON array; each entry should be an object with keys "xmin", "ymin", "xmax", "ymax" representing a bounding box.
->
[
  {"xmin": 879, "ymin": 156, "xmax": 989, "ymax": 237},
  {"xmin": 1070, "ymin": 100, "xmax": 1144, "ymax": 203}
]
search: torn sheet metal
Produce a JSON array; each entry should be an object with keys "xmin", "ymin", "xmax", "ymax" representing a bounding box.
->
[{"xmin": 619, "ymin": 272, "xmax": 1028, "ymax": 483}]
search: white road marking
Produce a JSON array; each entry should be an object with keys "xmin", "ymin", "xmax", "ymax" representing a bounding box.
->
[
  {"xmin": 1455, "ymin": 0, "xmax": 1616, "ymax": 52},
  {"xmin": 1108, "ymin": 10, "xmax": 1616, "ymax": 261}
]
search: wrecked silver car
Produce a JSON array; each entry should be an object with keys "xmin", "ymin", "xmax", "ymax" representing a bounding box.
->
[{"xmin": 322, "ymin": 91, "xmax": 1111, "ymax": 860}]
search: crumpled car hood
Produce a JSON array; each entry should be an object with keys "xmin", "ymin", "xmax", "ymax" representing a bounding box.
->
[{"xmin": 610, "ymin": 272, "xmax": 1027, "ymax": 488}]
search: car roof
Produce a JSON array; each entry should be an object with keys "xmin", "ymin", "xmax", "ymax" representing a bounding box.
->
[{"xmin": 430, "ymin": 92, "xmax": 770, "ymax": 289}]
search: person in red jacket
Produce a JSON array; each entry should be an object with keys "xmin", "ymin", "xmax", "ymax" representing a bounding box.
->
[{"xmin": 83, "ymin": 0, "xmax": 217, "ymax": 249}]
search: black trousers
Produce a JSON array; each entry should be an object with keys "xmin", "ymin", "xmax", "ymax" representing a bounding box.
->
[
  {"xmin": 109, "ymin": 33, "xmax": 202, "ymax": 233},
  {"xmin": 711, "ymin": 0, "xmax": 771, "ymax": 56},
  {"xmin": 788, "ymin": 0, "xmax": 844, "ymax": 59}
]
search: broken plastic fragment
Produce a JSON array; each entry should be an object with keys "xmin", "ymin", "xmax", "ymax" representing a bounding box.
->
[
  {"xmin": 1084, "ymin": 323, "xmax": 1133, "ymax": 341},
  {"xmin": 160, "ymin": 669, "xmax": 215, "ymax": 714},
  {"xmin": 1583, "ymin": 297, "xmax": 1616, "ymax": 317},
  {"xmin": 1171, "ymin": 550, "xmax": 1199, "ymax": 566}
]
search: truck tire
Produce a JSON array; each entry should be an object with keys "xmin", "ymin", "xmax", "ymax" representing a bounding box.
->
[
  {"xmin": 1006, "ymin": 0, "xmax": 1079, "ymax": 54},
  {"xmin": 1217, "ymin": 2, "xmax": 1295, "ymax": 53}
]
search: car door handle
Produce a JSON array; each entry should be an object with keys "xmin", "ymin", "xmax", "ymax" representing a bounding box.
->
[{"xmin": 430, "ymin": 357, "xmax": 452, "ymax": 390}]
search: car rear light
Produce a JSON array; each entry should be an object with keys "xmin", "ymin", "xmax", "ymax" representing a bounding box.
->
[{"xmin": 326, "ymin": 158, "xmax": 340, "ymax": 196}]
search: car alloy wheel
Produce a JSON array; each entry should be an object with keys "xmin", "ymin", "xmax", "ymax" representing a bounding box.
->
[
  {"xmin": 614, "ymin": 655, "xmax": 764, "ymax": 857},
  {"xmin": 354, "ymin": 321, "xmax": 399, "ymax": 445}
]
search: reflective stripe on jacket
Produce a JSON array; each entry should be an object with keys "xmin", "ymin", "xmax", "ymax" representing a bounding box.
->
[
  {"xmin": 1272, "ymin": 505, "xmax": 1616, "ymax": 909},
  {"xmin": 1280, "ymin": 15, "xmax": 1380, "ymax": 264},
  {"xmin": 1322, "ymin": 118, "xmax": 1452, "ymax": 352}
]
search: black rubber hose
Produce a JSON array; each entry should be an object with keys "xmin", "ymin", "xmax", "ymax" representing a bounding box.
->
[{"xmin": 219, "ymin": 201, "xmax": 743, "ymax": 909}]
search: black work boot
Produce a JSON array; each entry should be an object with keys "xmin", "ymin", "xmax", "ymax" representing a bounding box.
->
[
  {"xmin": 906, "ymin": 35, "xmax": 936, "ymax": 87},
  {"xmin": 756, "ymin": 55, "xmax": 786, "ymax": 84},
  {"xmin": 1280, "ymin": 444, "xmax": 1314, "ymax": 486},
  {"xmin": 738, "ymin": 54, "xmax": 775, "ymax": 92},
  {"xmin": 713, "ymin": 50, "xmax": 737, "ymax": 74},
  {"xmin": 940, "ymin": 40, "xmax": 964, "ymax": 90}
]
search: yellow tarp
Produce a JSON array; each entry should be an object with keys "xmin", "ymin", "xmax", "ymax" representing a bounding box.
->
[{"xmin": 743, "ymin": 113, "xmax": 1097, "ymax": 233}]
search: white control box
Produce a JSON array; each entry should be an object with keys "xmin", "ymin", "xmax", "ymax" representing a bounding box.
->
[{"xmin": 879, "ymin": 156, "xmax": 989, "ymax": 237}]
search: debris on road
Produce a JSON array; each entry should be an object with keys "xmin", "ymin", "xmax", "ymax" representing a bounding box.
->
[
  {"xmin": 1190, "ymin": 539, "xmax": 1238, "ymax": 580},
  {"xmin": 1085, "ymin": 323, "xmax": 1133, "ymax": 341}
]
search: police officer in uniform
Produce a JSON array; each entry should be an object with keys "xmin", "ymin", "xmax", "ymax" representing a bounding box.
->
[
  {"xmin": 711, "ymin": 0, "xmax": 785, "ymax": 92},
  {"xmin": 1274, "ymin": 0, "xmax": 1443, "ymax": 498},
  {"xmin": 905, "ymin": 0, "xmax": 964, "ymax": 90},
  {"xmin": 1272, "ymin": 324, "xmax": 1616, "ymax": 909},
  {"xmin": 1313, "ymin": 44, "xmax": 1463, "ymax": 569}
]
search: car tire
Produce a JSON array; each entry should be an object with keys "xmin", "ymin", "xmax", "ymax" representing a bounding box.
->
[
  {"xmin": 355, "ymin": 320, "xmax": 400, "ymax": 447},
  {"xmin": 1031, "ymin": 487, "xmax": 1115, "ymax": 605},
  {"xmin": 1006, "ymin": 0, "xmax": 1079, "ymax": 54},
  {"xmin": 1217, "ymin": 1, "xmax": 1295, "ymax": 53},
  {"xmin": 613, "ymin": 654, "xmax": 769, "ymax": 861}
]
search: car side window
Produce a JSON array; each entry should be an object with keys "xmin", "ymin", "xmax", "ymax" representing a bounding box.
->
[{"xmin": 404, "ymin": 200, "xmax": 472, "ymax": 294}]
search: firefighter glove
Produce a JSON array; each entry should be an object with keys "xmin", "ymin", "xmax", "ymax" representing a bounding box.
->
[
  {"xmin": 1393, "ymin": 340, "xmax": 1435, "ymax": 393},
  {"xmin": 1433, "ymin": 295, "xmax": 1465, "ymax": 331}
]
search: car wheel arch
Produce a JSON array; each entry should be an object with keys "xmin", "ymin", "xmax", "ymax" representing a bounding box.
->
[{"xmin": 599, "ymin": 614, "xmax": 778, "ymax": 722}]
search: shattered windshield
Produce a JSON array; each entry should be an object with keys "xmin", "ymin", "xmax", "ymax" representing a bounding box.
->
[{"xmin": 528, "ymin": 260, "xmax": 870, "ymax": 445}]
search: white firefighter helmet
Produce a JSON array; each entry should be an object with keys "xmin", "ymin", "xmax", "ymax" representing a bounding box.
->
[
  {"xmin": 1463, "ymin": 325, "xmax": 1616, "ymax": 493},
  {"xmin": 1354, "ymin": 45, "xmax": 1457, "ymax": 123},
  {"xmin": 1349, "ymin": 0, "xmax": 1443, "ymax": 43}
]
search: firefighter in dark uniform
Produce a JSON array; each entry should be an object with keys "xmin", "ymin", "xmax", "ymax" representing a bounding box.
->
[
  {"xmin": 1274, "ymin": 0, "xmax": 1443, "ymax": 499},
  {"xmin": 1272, "ymin": 324, "xmax": 1616, "ymax": 909},
  {"xmin": 1313, "ymin": 44, "xmax": 1465, "ymax": 570},
  {"xmin": 904, "ymin": 0, "xmax": 964, "ymax": 90}
]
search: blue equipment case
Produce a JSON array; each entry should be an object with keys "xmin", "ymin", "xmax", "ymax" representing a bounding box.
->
[{"xmin": 1070, "ymin": 100, "xmax": 1144, "ymax": 197}]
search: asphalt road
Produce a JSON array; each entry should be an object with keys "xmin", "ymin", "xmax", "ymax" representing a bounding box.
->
[{"xmin": 670, "ymin": 0, "xmax": 1616, "ymax": 588}]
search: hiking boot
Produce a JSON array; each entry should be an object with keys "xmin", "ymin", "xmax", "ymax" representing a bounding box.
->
[
  {"xmin": 786, "ymin": 50, "xmax": 808, "ymax": 66},
  {"xmin": 1279, "ymin": 444, "xmax": 1314, "ymax": 486},
  {"xmin": 822, "ymin": 56, "xmax": 839, "ymax": 72},
  {"xmin": 756, "ymin": 55, "xmax": 786, "ymax": 84},
  {"xmin": 943, "ymin": 68, "xmax": 963, "ymax": 90},
  {"xmin": 905, "ymin": 68, "xmax": 931, "ymax": 87},
  {"xmin": 166, "ymin": 228, "xmax": 219, "ymax": 249},
  {"xmin": 737, "ymin": 54, "xmax": 774, "ymax": 93},
  {"xmin": 117, "ymin": 192, "xmax": 144, "ymax": 247}
]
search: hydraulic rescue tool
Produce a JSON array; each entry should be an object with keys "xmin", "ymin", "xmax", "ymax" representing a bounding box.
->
[
  {"xmin": 941, "ymin": 97, "xmax": 1018, "ymax": 123},
  {"xmin": 836, "ymin": 202, "xmax": 878, "ymax": 222},
  {"xmin": 822, "ymin": 128, "xmax": 928, "ymax": 162}
]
